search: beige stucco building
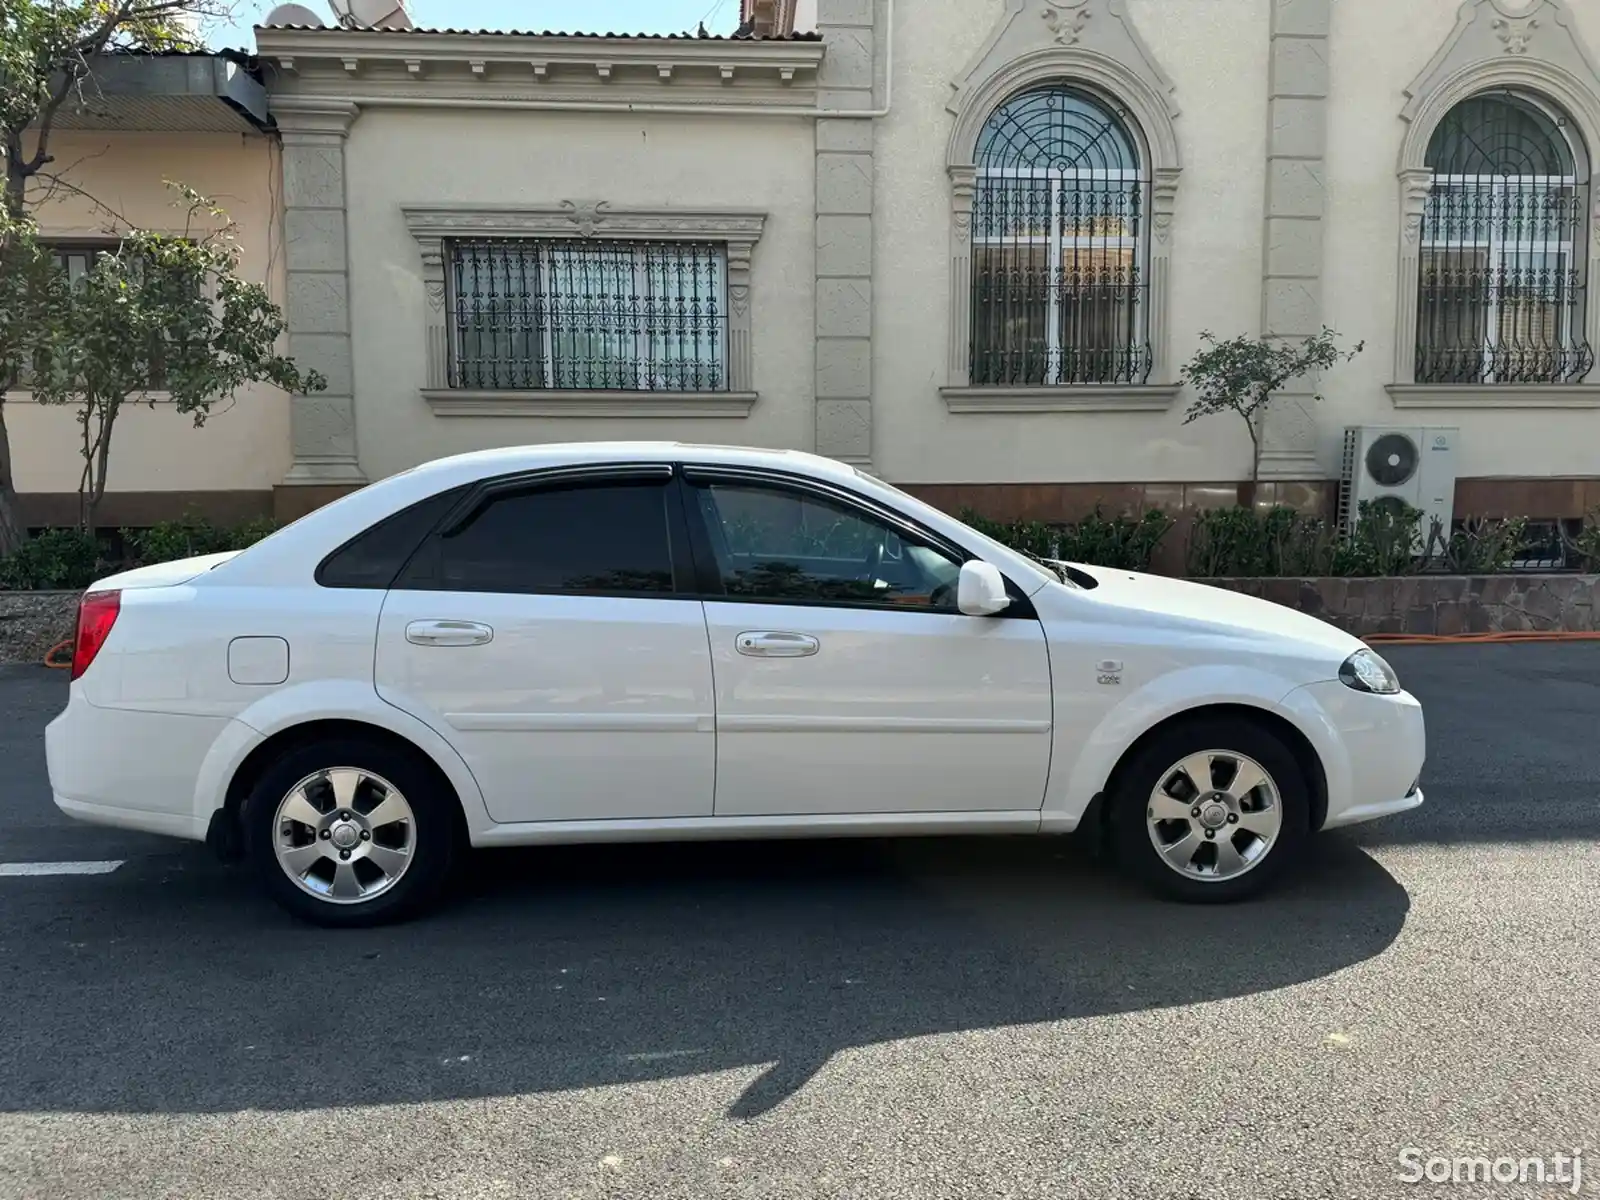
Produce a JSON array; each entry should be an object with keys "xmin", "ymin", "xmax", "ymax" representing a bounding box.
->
[
  {"xmin": 12, "ymin": 52, "xmax": 289, "ymax": 528},
  {"xmin": 20, "ymin": 0, "xmax": 1600, "ymax": 541}
]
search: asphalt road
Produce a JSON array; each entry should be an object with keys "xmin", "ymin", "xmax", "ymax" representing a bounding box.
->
[{"xmin": 1, "ymin": 647, "xmax": 1596, "ymax": 1200}]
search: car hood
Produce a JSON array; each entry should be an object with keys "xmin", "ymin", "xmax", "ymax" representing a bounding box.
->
[
  {"xmin": 88, "ymin": 551, "xmax": 243, "ymax": 592},
  {"xmin": 1056, "ymin": 563, "xmax": 1364, "ymax": 657}
]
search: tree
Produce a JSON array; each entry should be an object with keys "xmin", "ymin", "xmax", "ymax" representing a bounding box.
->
[
  {"xmin": 1178, "ymin": 326, "xmax": 1366, "ymax": 501},
  {"xmin": 0, "ymin": 0, "xmax": 230, "ymax": 554},
  {"xmin": 0, "ymin": 209, "xmax": 61, "ymax": 547},
  {"xmin": 28, "ymin": 185, "xmax": 323, "ymax": 532}
]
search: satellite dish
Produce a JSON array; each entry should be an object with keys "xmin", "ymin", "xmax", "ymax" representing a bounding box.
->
[
  {"xmin": 329, "ymin": 0, "xmax": 415, "ymax": 29},
  {"xmin": 261, "ymin": 2, "xmax": 326, "ymax": 26}
]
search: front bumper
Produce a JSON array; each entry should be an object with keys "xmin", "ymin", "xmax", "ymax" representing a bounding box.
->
[
  {"xmin": 1322, "ymin": 783, "xmax": 1424, "ymax": 830},
  {"xmin": 1284, "ymin": 680, "xmax": 1426, "ymax": 831}
]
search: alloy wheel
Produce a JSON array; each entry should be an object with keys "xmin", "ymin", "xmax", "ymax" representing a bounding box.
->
[
  {"xmin": 272, "ymin": 767, "xmax": 416, "ymax": 905},
  {"xmin": 1145, "ymin": 750, "xmax": 1283, "ymax": 883}
]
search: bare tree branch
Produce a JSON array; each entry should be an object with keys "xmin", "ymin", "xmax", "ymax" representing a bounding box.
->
[{"xmin": 30, "ymin": 169, "xmax": 134, "ymax": 232}]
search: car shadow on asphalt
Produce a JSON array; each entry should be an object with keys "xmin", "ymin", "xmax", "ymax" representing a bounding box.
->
[{"xmin": 0, "ymin": 833, "xmax": 1408, "ymax": 1120}]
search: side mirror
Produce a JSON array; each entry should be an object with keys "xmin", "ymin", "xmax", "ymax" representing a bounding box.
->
[{"xmin": 957, "ymin": 560, "xmax": 1012, "ymax": 616}]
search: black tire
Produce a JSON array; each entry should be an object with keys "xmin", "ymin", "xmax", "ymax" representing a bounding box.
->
[
  {"xmin": 242, "ymin": 734, "xmax": 460, "ymax": 928},
  {"xmin": 1108, "ymin": 716, "xmax": 1311, "ymax": 904}
]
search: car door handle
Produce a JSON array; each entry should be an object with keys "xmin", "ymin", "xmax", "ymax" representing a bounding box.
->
[
  {"xmin": 406, "ymin": 620, "xmax": 494, "ymax": 647},
  {"xmin": 736, "ymin": 631, "xmax": 820, "ymax": 658}
]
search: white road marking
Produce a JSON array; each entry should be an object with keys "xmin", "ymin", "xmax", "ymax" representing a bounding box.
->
[{"xmin": 0, "ymin": 860, "xmax": 124, "ymax": 877}]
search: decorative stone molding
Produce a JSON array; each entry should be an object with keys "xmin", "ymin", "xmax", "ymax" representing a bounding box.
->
[
  {"xmin": 1394, "ymin": 0, "xmax": 1600, "ymax": 387},
  {"xmin": 943, "ymin": 0, "xmax": 1182, "ymax": 396},
  {"xmin": 1040, "ymin": 0, "xmax": 1092, "ymax": 47},
  {"xmin": 274, "ymin": 96, "xmax": 366, "ymax": 487},
  {"xmin": 939, "ymin": 384, "xmax": 1180, "ymax": 413},
  {"xmin": 1386, "ymin": 383, "xmax": 1600, "ymax": 408},
  {"xmin": 255, "ymin": 27, "xmax": 825, "ymax": 109},
  {"xmin": 402, "ymin": 204, "xmax": 767, "ymax": 402},
  {"xmin": 421, "ymin": 390, "xmax": 759, "ymax": 418}
]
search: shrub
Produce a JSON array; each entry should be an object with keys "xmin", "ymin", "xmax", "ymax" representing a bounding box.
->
[
  {"xmin": 121, "ymin": 513, "xmax": 279, "ymax": 567},
  {"xmin": 959, "ymin": 506, "xmax": 1173, "ymax": 572},
  {"xmin": 1186, "ymin": 506, "xmax": 1341, "ymax": 578},
  {"xmin": 1064, "ymin": 507, "xmax": 1175, "ymax": 571},
  {"xmin": 1563, "ymin": 510, "xmax": 1600, "ymax": 573},
  {"xmin": 1426, "ymin": 514, "xmax": 1528, "ymax": 575},
  {"xmin": 1188, "ymin": 501, "xmax": 1435, "ymax": 578},
  {"xmin": 0, "ymin": 528, "xmax": 103, "ymax": 590}
]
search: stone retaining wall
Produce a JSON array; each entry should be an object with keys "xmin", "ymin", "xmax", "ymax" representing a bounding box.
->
[
  {"xmin": 1205, "ymin": 574, "xmax": 1600, "ymax": 636},
  {"xmin": 0, "ymin": 592, "xmax": 81, "ymax": 665}
]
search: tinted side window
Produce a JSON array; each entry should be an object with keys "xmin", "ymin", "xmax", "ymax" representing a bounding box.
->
[
  {"xmin": 400, "ymin": 481, "xmax": 675, "ymax": 595},
  {"xmin": 317, "ymin": 486, "xmax": 467, "ymax": 589},
  {"xmin": 693, "ymin": 483, "xmax": 962, "ymax": 610}
]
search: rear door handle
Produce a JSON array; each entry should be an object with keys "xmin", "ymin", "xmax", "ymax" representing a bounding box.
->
[
  {"xmin": 736, "ymin": 631, "xmax": 820, "ymax": 658},
  {"xmin": 406, "ymin": 620, "xmax": 494, "ymax": 647}
]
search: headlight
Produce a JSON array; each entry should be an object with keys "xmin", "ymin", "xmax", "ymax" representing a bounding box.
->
[{"xmin": 1339, "ymin": 648, "xmax": 1401, "ymax": 695}]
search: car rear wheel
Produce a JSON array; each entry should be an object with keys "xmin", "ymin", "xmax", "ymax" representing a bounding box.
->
[
  {"xmin": 243, "ymin": 735, "xmax": 458, "ymax": 927},
  {"xmin": 1108, "ymin": 717, "xmax": 1310, "ymax": 903}
]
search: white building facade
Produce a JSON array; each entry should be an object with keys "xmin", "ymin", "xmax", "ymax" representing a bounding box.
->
[{"xmin": 251, "ymin": 0, "xmax": 1600, "ymax": 534}]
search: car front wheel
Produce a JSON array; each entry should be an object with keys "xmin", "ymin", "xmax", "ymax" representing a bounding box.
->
[
  {"xmin": 242, "ymin": 735, "xmax": 458, "ymax": 927},
  {"xmin": 1109, "ymin": 717, "xmax": 1310, "ymax": 903}
]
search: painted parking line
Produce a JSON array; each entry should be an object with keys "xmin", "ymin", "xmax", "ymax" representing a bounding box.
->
[{"xmin": 0, "ymin": 861, "xmax": 124, "ymax": 877}]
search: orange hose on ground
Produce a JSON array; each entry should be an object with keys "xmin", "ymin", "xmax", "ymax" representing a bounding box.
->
[{"xmin": 43, "ymin": 639, "xmax": 74, "ymax": 669}]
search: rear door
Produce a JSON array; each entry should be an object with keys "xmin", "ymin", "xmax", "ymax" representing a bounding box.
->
[{"xmin": 374, "ymin": 465, "xmax": 716, "ymax": 825}]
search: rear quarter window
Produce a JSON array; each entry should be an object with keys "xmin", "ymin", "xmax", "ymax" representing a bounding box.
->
[{"xmin": 315, "ymin": 486, "xmax": 468, "ymax": 590}]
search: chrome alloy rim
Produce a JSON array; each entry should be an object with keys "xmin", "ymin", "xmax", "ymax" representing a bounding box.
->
[
  {"xmin": 272, "ymin": 768, "xmax": 416, "ymax": 905},
  {"xmin": 1145, "ymin": 750, "xmax": 1283, "ymax": 882}
]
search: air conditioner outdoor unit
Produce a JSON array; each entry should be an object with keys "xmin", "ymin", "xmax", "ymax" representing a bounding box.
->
[{"xmin": 1338, "ymin": 426, "xmax": 1459, "ymax": 551}]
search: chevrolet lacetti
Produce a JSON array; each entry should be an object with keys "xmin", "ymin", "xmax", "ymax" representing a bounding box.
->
[{"xmin": 45, "ymin": 442, "xmax": 1425, "ymax": 926}]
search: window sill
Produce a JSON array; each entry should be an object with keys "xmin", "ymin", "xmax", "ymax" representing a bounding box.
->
[
  {"xmin": 421, "ymin": 389, "xmax": 759, "ymax": 418},
  {"xmin": 1387, "ymin": 383, "xmax": 1600, "ymax": 409},
  {"xmin": 940, "ymin": 384, "xmax": 1181, "ymax": 413}
]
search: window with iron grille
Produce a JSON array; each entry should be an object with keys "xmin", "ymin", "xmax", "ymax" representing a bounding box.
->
[
  {"xmin": 446, "ymin": 238, "xmax": 730, "ymax": 392},
  {"xmin": 1416, "ymin": 90, "xmax": 1594, "ymax": 385},
  {"xmin": 970, "ymin": 83, "xmax": 1153, "ymax": 387}
]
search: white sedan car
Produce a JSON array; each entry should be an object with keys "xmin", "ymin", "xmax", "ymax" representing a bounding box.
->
[{"xmin": 46, "ymin": 442, "xmax": 1425, "ymax": 926}]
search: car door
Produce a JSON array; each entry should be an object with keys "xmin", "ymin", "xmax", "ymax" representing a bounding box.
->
[
  {"xmin": 374, "ymin": 464, "xmax": 715, "ymax": 825},
  {"xmin": 682, "ymin": 468, "xmax": 1053, "ymax": 817}
]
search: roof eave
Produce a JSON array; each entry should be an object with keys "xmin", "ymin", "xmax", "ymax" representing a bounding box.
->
[{"xmin": 45, "ymin": 53, "xmax": 271, "ymax": 133}]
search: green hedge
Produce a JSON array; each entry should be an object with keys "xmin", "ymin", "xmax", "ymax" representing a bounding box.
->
[
  {"xmin": 959, "ymin": 506, "xmax": 1176, "ymax": 573},
  {"xmin": 0, "ymin": 515, "xmax": 280, "ymax": 591},
  {"xmin": 963, "ymin": 499, "xmax": 1586, "ymax": 579},
  {"xmin": 4, "ymin": 499, "xmax": 1596, "ymax": 591}
]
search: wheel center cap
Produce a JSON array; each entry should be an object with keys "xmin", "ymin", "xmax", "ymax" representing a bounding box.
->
[
  {"xmin": 330, "ymin": 821, "xmax": 361, "ymax": 850},
  {"xmin": 1199, "ymin": 802, "xmax": 1229, "ymax": 830}
]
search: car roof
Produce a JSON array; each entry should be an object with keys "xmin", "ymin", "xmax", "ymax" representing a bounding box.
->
[{"xmin": 405, "ymin": 440, "xmax": 855, "ymax": 484}]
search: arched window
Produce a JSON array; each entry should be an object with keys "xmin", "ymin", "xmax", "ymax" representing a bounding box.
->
[
  {"xmin": 970, "ymin": 84, "xmax": 1153, "ymax": 387},
  {"xmin": 1417, "ymin": 90, "xmax": 1594, "ymax": 384}
]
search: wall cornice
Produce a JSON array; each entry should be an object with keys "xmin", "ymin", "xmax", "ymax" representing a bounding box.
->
[
  {"xmin": 401, "ymin": 204, "xmax": 768, "ymax": 242},
  {"xmin": 255, "ymin": 28, "xmax": 825, "ymax": 109}
]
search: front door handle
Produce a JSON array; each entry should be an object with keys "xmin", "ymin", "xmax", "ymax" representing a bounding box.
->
[
  {"xmin": 736, "ymin": 631, "xmax": 820, "ymax": 658},
  {"xmin": 406, "ymin": 619, "xmax": 494, "ymax": 647}
]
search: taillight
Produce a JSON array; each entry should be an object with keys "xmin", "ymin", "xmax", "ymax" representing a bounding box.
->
[{"xmin": 71, "ymin": 590, "xmax": 121, "ymax": 681}]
